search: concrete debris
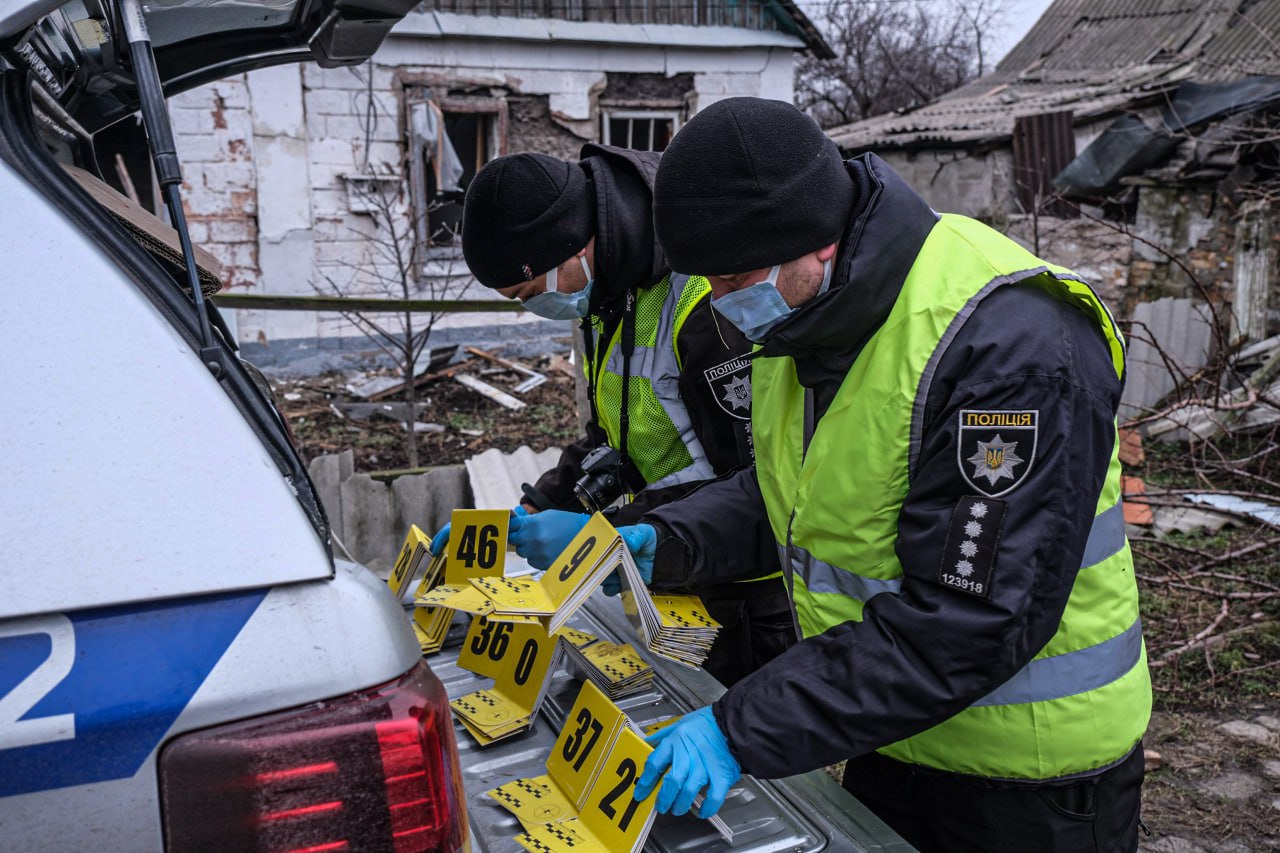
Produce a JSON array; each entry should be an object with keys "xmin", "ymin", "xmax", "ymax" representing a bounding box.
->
[
  {"xmin": 366, "ymin": 344, "xmax": 461, "ymax": 402},
  {"xmin": 1196, "ymin": 771, "xmax": 1266, "ymax": 801},
  {"xmin": 335, "ymin": 401, "xmax": 433, "ymax": 422},
  {"xmin": 1256, "ymin": 716, "xmax": 1280, "ymax": 733},
  {"xmin": 1144, "ymin": 748, "xmax": 1163, "ymax": 772},
  {"xmin": 1262, "ymin": 760, "xmax": 1280, "ymax": 780},
  {"xmin": 1216, "ymin": 720, "xmax": 1277, "ymax": 746},
  {"xmin": 1139, "ymin": 838, "xmax": 1209, "ymax": 853},
  {"xmin": 454, "ymin": 373, "xmax": 526, "ymax": 411},
  {"xmin": 1184, "ymin": 494, "xmax": 1280, "ymax": 528},
  {"xmin": 408, "ymin": 422, "xmax": 446, "ymax": 433},
  {"xmin": 459, "ymin": 428, "xmax": 485, "ymax": 437},
  {"xmin": 345, "ymin": 374, "xmax": 405, "ymax": 399},
  {"xmin": 466, "ymin": 346, "xmax": 547, "ymax": 393},
  {"xmin": 1151, "ymin": 505, "xmax": 1231, "ymax": 539},
  {"xmin": 1145, "ymin": 336, "xmax": 1280, "ymax": 443}
]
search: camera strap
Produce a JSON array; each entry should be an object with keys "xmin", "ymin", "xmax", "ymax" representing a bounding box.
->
[
  {"xmin": 580, "ymin": 292, "xmax": 637, "ymax": 472},
  {"xmin": 618, "ymin": 290, "xmax": 636, "ymax": 461}
]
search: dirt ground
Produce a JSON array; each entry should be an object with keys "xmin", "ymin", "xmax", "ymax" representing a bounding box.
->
[
  {"xmin": 271, "ymin": 353, "xmax": 581, "ymax": 472},
  {"xmin": 271, "ymin": 364, "xmax": 1280, "ymax": 850}
]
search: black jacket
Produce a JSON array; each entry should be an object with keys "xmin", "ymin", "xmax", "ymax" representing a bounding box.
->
[
  {"xmin": 645, "ymin": 155, "xmax": 1125, "ymax": 779},
  {"xmin": 528, "ymin": 145, "xmax": 756, "ymax": 526}
]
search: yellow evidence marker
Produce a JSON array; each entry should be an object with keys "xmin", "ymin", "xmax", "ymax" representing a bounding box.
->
[
  {"xmin": 473, "ymin": 513, "xmax": 625, "ymax": 632},
  {"xmin": 445, "ymin": 508, "xmax": 510, "ymax": 584},
  {"xmin": 514, "ymin": 725, "xmax": 658, "ymax": 853},
  {"xmin": 486, "ymin": 680, "xmax": 644, "ymax": 835},
  {"xmin": 450, "ymin": 619, "xmax": 563, "ymax": 746}
]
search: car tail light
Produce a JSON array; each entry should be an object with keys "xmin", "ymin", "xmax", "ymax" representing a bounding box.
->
[{"xmin": 159, "ymin": 661, "xmax": 468, "ymax": 853}]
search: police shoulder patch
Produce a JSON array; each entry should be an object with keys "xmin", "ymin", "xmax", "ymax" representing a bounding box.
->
[
  {"xmin": 705, "ymin": 356, "xmax": 752, "ymax": 420},
  {"xmin": 938, "ymin": 496, "xmax": 1005, "ymax": 598},
  {"xmin": 957, "ymin": 409, "xmax": 1038, "ymax": 497}
]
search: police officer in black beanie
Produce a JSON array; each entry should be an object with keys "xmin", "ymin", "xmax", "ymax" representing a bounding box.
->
[
  {"xmin": 427, "ymin": 143, "xmax": 796, "ymax": 688},
  {"xmin": 621, "ymin": 98, "xmax": 1148, "ymax": 853}
]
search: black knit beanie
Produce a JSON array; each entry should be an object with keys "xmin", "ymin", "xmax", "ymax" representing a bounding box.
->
[
  {"xmin": 653, "ymin": 98, "xmax": 854, "ymax": 275},
  {"xmin": 462, "ymin": 153, "xmax": 596, "ymax": 289}
]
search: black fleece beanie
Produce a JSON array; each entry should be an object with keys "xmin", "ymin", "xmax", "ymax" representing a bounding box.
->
[
  {"xmin": 653, "ymin": 98, "xmax": 854, "ymax": 275},
  {"xmin": 462, "ymin": 153, "xmax": 595, "ymax": 289}
]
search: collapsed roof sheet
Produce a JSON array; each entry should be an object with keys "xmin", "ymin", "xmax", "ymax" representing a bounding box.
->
[{"xmin": 828, "ymin": 0, "xmax": 1280, "ymax": 151}]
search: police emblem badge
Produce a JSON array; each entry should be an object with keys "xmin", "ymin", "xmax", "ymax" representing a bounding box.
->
[
  {"xmin": 956, "ymin": 409, "xmax": 1038, "ymax": 497},
  {"xmin": 705, "ymin": 356, "xmax": 752, "ymax": 420}
]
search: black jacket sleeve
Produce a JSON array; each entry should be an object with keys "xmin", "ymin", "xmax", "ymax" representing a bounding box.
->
[
  {"xmin": 643, "ymin": 466, "xmax": 778, "ymax": 590},
  {"xmin": 713, "ymin": 284, "xmax": 1124, "ymax": 779}
]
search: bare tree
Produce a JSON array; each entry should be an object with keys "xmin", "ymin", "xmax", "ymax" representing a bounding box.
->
[
  {"xmin": 314, "ymin": 166, "xmax": 472, "ymax": 469},
  {"xmin": 797, "ymin": 0, "xmax": 1007, "ymax": 129}
]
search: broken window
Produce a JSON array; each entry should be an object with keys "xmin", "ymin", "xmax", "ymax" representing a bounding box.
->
[
  {"xmin": 600, "ymin": 110, "xmax": 679, "ymax": 152},
  {"xmin": 408, "ymin": 94, "xmax": 507, "ymax": 252}
]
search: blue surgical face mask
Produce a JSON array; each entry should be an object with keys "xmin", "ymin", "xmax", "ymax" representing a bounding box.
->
[
  {"xmin": 522, "ymin": 256, "xmax": 593, "ymax": 320},
  {"xmin": 710, "ymin": 260, "xmax": 833, "ymax": 342}
]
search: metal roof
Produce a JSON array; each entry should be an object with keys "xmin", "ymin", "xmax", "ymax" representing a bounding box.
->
[{"xmin": 829, "ymin": 0, "xmax": 1280, "ymax": 151}]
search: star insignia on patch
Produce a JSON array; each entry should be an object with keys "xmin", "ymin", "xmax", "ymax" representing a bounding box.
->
[
  {"xmin": 957, "ymin": 410, "xmax": 1039, "ymax": 497},
  {"xmin": 966, "ymin": 434, "xmax": 1024, "ymax": 486},
  {"xmin": 721, "ymin": 374, "xmax": 752, "ymax": 412}
]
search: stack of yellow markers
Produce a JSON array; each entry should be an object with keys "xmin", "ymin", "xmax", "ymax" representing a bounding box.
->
[{"xmin": 562, "ymin": 637, "xmax": 654, "ymax": 699}]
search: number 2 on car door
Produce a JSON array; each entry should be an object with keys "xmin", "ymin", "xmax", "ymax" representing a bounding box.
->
[{"xmin": 0, "ymin": 614, "xmax": 76, "ymax": 750}]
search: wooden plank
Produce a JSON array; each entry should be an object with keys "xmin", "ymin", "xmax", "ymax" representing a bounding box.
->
[{"xmin": 454, "ymin": 374, "xmax": 526, "ymax": 410}]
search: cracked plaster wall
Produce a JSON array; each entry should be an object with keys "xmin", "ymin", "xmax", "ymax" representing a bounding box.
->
[{"xmin": 171, "ymin": 36, "xmax": 797, "ymax": 350}]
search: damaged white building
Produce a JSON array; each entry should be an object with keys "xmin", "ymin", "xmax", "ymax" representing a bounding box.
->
[{"xmin": 158, "ymin": 1, "xmax": 830, "ymax": 368}]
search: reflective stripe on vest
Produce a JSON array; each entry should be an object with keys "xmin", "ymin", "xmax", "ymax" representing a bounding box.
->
[
  {"xmin": 599, "ymin": 273, "xmax": 715, "ymax": 490},
  {"xmin": 973, "ymin": 617, "xmax": 1143, "ymax": 706}
]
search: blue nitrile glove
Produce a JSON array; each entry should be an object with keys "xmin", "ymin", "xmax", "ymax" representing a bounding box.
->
[
  {"xmin": 430, "ymin": 505, "xmax": 527, "ymax": 556},
  {"xmin": 634, "ymin": 706, "xmax": 740, "ymax": 817},
  {"xmin": 603, "ymin": 523, "xmax": 657, "ymax": 596},
  {"xmin": 508, "ymin": 509, "xmax": 590, "ymax": 570}
]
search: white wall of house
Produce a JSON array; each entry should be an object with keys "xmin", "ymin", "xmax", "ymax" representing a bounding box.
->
[{"xmin": 171, "ymin": 12, "xmax": 804, "ymax": 358}]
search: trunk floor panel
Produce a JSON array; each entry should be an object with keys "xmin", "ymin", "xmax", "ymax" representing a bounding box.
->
[{"xmin": 426, "ymin": 592, "xmax": 913, "ymax": 852}]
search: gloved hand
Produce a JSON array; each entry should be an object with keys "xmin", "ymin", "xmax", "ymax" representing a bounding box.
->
[
  {"xmin": 508, "ymin": 509, "xmax": 590, "ymax": 570},
  {"xmin": 603, "ymin": 523, "xmax": 657, "ymax": 596},
  {"xmin": 430, "ymin": 504, "xmax": 527, "ymax": 556},
  {"xmin": 634, "ymin": 706, "xmax": 740, "ymax": 817}
]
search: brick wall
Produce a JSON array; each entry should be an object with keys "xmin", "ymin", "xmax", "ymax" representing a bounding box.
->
[{"xmin": 170, "ymin": 78, "xmax": 259, "ymax": 291}]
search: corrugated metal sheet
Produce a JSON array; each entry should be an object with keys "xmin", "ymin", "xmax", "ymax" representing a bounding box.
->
[
  {"xmin": 829, "ymin": 0, "xmax": 1280, "ymax": 151},
  {"xmin": 1012, "ymin": 111, "xmax": 1076, "ymax": 215},
  {"xmin": 465, "ymin": 445, "xmax": 564, "ymax": 510}
]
